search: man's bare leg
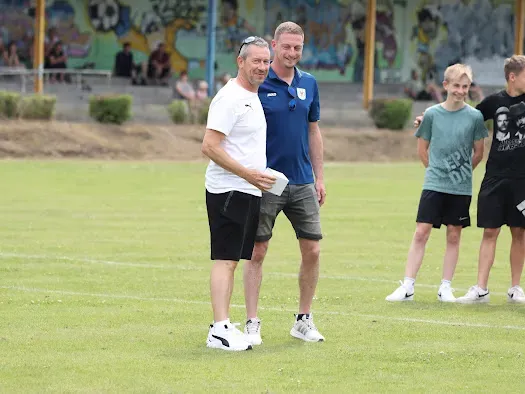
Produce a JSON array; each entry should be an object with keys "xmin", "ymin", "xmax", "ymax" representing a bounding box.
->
[
  {"xmin": 477, "ymin": 228, "xmax": 501, "ymax": 289},
  {"xmin": 210, "ymin": 260, "xmax": 237, "ymax": 322},
  {"xmin": 509, "ymin": 227, "xmax": 525, "ymax": 287},
  {"xmin": 244, "ymin": 241, "xmax": 269, "ymax": 319}
]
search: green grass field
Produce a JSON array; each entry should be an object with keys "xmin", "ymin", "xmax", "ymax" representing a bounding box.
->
[{"xmin": 2, "ymin": 161, "xmax": 525, "ymax": 393}]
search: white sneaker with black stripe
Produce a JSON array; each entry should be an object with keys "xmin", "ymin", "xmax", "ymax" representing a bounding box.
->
[
  {"xmin": 385, "ymin": 281, "xmax": 414, "ymax": 302},
  {"xmin": 508, "ymin": 286, "xmax": 525, "ymax": 303},
  {"xmin": 455, "ymin": 285, "xmax": 490, "ymax": 304},
  {"xmin": 438, "ymin": 283, "xmax": 456, "ymax": 302},
  {"xmin": 290, "ymin": 314, "xmax": 325, "ymax": 342},
  {"xmin": 206, "ymin": 323, "xmax": 253, "ymax": 351},
  {"xmin": 244, "ymin": 318, "xmax": 262, "ymax": 345}
]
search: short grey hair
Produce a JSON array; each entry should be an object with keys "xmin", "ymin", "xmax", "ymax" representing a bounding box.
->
[{"xmin": 238, "ymin": 36, "xmax": 269, "ymax": 59}]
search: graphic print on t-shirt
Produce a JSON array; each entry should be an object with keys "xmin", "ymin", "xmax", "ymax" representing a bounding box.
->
[
  {"xmin": 496, "ymin": 102, "xmax": 525, "ymax": 151},
  {"xmin": 494, "ymin": 106, "xmax": 510, "ymax": 142}
]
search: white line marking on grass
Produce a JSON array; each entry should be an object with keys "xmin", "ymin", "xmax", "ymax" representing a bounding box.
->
[
  {"xmin": 0, "ymin": 252, "xmax": 201, "ymax": 271},
  {"xmin": 2, "ymin": 285, "xmax": 524, "ymax": 331},
  {"xmin": 0, "ymin": 252, "xmax": 508, "ymax": 295}
]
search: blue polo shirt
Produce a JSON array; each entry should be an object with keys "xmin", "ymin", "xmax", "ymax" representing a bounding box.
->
[{"xmin": 258, "ymin": 66, "xmax": 320, "ymax": 185}]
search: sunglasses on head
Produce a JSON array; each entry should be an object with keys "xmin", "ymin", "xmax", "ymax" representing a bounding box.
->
[{"xmin": 238, "ymin": 36, "xmax": 257, "ymax": 55}]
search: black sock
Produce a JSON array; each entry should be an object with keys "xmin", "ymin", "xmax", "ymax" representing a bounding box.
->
[{"xmin": 296, "ymin": 313, "xmax": 310, "ymax": 321}]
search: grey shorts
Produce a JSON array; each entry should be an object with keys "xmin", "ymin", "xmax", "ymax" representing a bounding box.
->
[{"xmin": 255, "ymin": 184, "xmax": 322, "ymax": 242}]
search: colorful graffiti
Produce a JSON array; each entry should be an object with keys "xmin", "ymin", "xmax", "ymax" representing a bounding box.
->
[
  {"xmin": 408, "ymin": 0, "xmax": 515, "ymax": 86},
  {"xmin": 0, "ymin": 0, "xmax": 517, "ymax": 85},
  {"xmin": 0, "ymin": 0, "xmax": 264, "ymax": 78},
  {"xmin": 265, "ymin": 0, "xmax": 403, "ymax": 82},
  {"xmin": 0, "ymin": 0, "xmax": 92, "ymax": 65}
]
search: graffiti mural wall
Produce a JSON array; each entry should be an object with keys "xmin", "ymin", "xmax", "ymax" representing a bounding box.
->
[
  {"xmin": 407, "ymin": 0, "xmax": 515, "ymax": 86},
  {"xmin": 264, "ymin": 0, "xmax": 404, "ymax": 82},
  {"xmin": 0, "ymin": 0, "xmax": 519, "ymax": 85}
]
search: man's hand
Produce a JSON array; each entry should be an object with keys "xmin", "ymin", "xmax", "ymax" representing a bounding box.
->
[
  {"xmin": 243, "ymin": 170, "xmax": 276, "ymax": 192},
  {"xmin": 315, "ymin": 179, "xmax": 326, "ymax": 206},
  {"xmin": 414, "ymin": 110, "xmax": 428, "ymax": 128}
]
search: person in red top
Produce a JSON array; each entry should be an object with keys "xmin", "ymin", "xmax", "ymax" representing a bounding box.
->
[{"xmin": 147, "ymin": 43, "xmax": 171, "ymax": 85}]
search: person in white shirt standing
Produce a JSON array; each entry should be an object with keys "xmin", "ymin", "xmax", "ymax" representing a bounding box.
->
[{"xmin": 201, "ymin": 36, "xmax": 276, "ymax": 351}]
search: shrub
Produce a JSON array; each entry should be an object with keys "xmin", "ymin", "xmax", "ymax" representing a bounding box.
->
[
  {"xmin": 196, "ymin": 97, "xmax": 212, "ymax": 125},
  {"xmin": 0, "ymin": 91, "xmax": 21, "ymax": 118},
  {"xmin": 167, "ymin": 100, "xmax": 190, "ymax": 124},
  {"xmin": 369, "ymin": 98, "xmax": 413, "ymax": 130},
  {"xmin": 18, "ymin": 94, "xmax": 56, "ymax": 120},
  {"xmin": 89, "ymin": 94, "xmax": 132, "ymax": 124}
]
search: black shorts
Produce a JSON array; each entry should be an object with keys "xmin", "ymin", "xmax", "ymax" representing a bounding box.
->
[
  {"xmin": 416, "ymin": 190, "xmax": 472, "ymax": 228},
  {"xmin": 415, "ymin": 90, "xmax": 432, "ymax": 101},
  {"xmin": 206, "ymin": 190, "xmax": 261, "ymax": 261},
  {"xmin": 477, "ymin": 176, "xmax": 525, "ymax": 228}
]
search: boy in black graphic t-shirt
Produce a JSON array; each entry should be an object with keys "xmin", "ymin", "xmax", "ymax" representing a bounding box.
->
[{"xmin": 415, "ymin": 55, "xmax": 525, "ymax": 304}]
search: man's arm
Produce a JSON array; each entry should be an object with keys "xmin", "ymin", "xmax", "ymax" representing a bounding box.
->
[
  {"xmin": 309, "ymin": 121, "xmax": 326, "ymax": 206},
  {"xmin": 417, "ymin": 138, "xmax": 430, "ymax": 167},
  {"xmin": 201, "ymin": 129, "xmax": 275, "ymax": 191},
  {"xmin": 472, "ymin": 139, "xmax": 485, "ymax": 170}
]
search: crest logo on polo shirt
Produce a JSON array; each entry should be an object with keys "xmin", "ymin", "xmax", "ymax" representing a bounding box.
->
[{"xmin": 297, "ymin": 88, "xmax": 306, "ymax": 100}]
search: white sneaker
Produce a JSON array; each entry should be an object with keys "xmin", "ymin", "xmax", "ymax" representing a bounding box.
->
[
  {"xmin": 206, "ymin": 323, "xmax": 253, "ymax": 351},
  {"xmin": 290, "ymin": 314, "xmax": 325, "ymax": 342},
  {"xmin": 438, "ymin": 284, "xmax": 456, "ymax": 302},
  {"xmin": 244, "ymin": 318, "xmax": 262, "ymax": 345},
  {"xmin": 385, "ymin": 281, "xmax": 414, "ymax": 302},
  {"xmin": 455, "ymin": 285, "xmax": 490, "ymax": 304},
  {"xmin": 508, "ymin": 286, "xmax": 525, "ymax": 303}
]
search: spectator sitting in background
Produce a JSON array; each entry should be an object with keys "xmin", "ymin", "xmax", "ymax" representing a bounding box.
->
[
  {"xmin": 469, "ymin": 81, "xmax": 484, "ymax": 102},
  {"xmin": 173, "ymin": 70, "xmax": 195, "ymax": 101},
  {"xmin": 147, "ymin": 43, "xmax": 171, "ymax": 85},
  {"xmin": 44, "ymin": 27, "xmax": 60, "ymax": 58},
  {"xmin": 114, "ymin": 42, "xmax": 145, "ymax": 85},
  {"xmin": 0, "ymin": 37, "xmax": 7, "ymax": 67},
  {"xmin": 47, "ymin": 41, "xmax": 68, "ymax": 83},
  {"xmin": 196, "ymin": 80, "xmax": 209, "ymax": 102},
  {"xmin": 404, "ymin": 69, "xmax": 443, "ymax": 102},
  {"xmin": 215, "ymin": 72, "xmax": 231, "ymax": 92},
  {"xmin": 3, "ymin": 42, "xmax": 24, "ymax": 69}
]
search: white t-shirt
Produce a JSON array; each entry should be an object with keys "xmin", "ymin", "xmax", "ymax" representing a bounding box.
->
[{"xmin": 205, "ymin": 79, "xmax": 267, "ymax": 197}]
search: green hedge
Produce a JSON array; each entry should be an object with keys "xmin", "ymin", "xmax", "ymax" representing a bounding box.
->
[
  {"xmin": 167, "ymin": 100, "xmax": 190, "ymax": 124},
  {"xmin": 0, "ymin": 91, "xmax": 55, "ymax": 120},
  {"xmin": 89, "ymin": 94, "xmax": 132, "ymax": 124},
  {"xmin": 167, "ymin": 98, "xmax": 212, "ymax": 125},
  {"xmin": 0, "ymin": 91, "xmax": 21, "ymax": 118},
  {"xmin": 18, "ymin": 95, "xmax": 56, "ymax": 120},
  {"xmin": 196, "ymin": 97, "xmax": 212, "ymax": 125},
  {"xmin": 369, "ymin": 98, "xmax": 413, "ymax": 130}
]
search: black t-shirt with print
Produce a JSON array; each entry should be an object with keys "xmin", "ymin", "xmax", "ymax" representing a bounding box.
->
[{"xmin": 476, "ymin": 90, "xmax": 525, "ymax": 179}]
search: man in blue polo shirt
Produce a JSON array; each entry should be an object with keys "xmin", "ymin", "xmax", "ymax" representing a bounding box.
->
[{"xmin": 243, "ymin": 21, "xmax": 326, "ymax": 345}]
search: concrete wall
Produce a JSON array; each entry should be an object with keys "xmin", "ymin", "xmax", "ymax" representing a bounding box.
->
[{"xmin": 0, "ymin": 0, "xmax": 517, "ymax": 87}]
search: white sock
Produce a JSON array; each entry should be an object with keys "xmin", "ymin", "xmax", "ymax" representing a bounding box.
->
[
  {"xmin": 213, "ymin": 319, "xmax": 231, "ymax": 331},
  {"xmin": 441, "ymin": 279, "xmax": 451, "ymax": 288},
  {"xmin": 403, "ymin": 277, "xmax": 415, "ymax": 290}
]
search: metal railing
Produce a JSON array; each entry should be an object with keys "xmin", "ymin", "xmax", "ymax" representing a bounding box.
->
[{"xmin": 0, "ymin": 67, "xmax": 113, "ymax": 93}]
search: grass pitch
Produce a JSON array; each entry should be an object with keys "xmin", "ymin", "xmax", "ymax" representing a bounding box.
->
[{"xmin": 1, "ymin": 161, "xmax": 525, "ymax": 393}]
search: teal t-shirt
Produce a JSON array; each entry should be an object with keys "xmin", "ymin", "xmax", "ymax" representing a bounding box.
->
[{"xmin": 415, "ymin": 104, "xmax": 488, "ymax": 196}]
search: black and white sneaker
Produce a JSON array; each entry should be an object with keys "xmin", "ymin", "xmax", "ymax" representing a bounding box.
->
[
  {"xmin": 507, "ymin": 286, "xmax": 525, "ymax": 303},
  {"xmin": 206, "ymin": 323, "xmax": 253, "ymax": 351},
  {"xmin": 244, "ymin": 318, "xmax": 262, "ymax": 345},
  {"xmin": 386, "ymin": 281, "xmax": 414, "ymax": 302},
  {"xmin": 456, "ymin": 285, "xmax": 490, "ymax": 304}
]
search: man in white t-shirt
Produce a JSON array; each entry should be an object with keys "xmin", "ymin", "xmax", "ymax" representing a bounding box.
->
[{"xmin": 201, "ymin": 36, "xmax": 276, "ymax": 351}]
